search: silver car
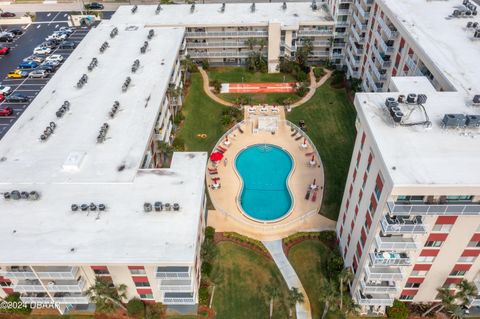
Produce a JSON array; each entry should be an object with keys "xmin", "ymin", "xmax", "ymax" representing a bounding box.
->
[{"xmin": 29, "ymin": 70, "xmax": 48, "ymax": 78}]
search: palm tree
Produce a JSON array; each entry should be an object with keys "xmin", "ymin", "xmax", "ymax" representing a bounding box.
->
[
  {"xmin": 456, "ymin": 280, "xmax": 478, "ymax": 306},
  {"xmin": 244, "ymin": 38, "xmax": 258, "ymax": 51},
  {"xmin": 423, "ymin": 288, "xmax": 456, "ymax": 316},
  {"xmin": 338, "ymin": 267, "xmax": 354, "ymax": 311},
  {"xmin": 318, "ymin": 279, "xmax": 339, "ymax": 319},
  {"xmin": 257, "ymin": 38, "xmax": 267, "ymax": 52},
  {"xmin": 342, "ymin": 294, "xmax": 360, "ymax": 316},
  {"xmin": 449, "ymin": 306, "xmax": 465, "ymax": 319},
  {"xmin": 287, "ymin": 287, "xmax": 304, "ymax": 318},
  {"xmin": 264, "ymin": 282, "xmax": 280, "ymax": 319},
  {"xmin": 86, "ymin": 277, "xmax": 127, "ymax": 313}
]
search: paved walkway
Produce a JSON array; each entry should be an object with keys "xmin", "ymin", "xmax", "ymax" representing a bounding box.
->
[
  {"xmin": 198, "ymin": 66, "xmax": 332, "ymax": 108},
  {"xmin": 263, "ymin": 240, "xmax": 312, "ymax": 319}
]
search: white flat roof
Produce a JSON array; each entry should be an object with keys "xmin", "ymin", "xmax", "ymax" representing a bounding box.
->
[
  {"xmin": 356, "ymin": 77, "xmax": 480, "ymax": 187},
  {"xmin": 382, "ymin": 0, "xmax": 480, "ymax": 96},
  {"xmin": 109, "ymin": 2, "xmax": 334, "ymax": 28},
  {"xmin": 0, "ymin": 22, "xmax": 208, "ymax": 264}
]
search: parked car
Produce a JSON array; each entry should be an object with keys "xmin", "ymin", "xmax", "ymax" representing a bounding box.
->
[
  {"xmin": 45, "ymin": 54, "xmax": 64, "ymax": 63},
  {"xmin": 0, "ymin": 94, "xmax": 4, "ymax": 103},
  {"xmin": 59, "ymin": 41, "xmax": 77, "ymax": 49},
  {"xmin": 18, "ymin": 61, "xmax": 39, "ymax": 69},
  {"xmin": 0, "ymin": 35, "xmax": 13, "ymax": 42},
  {"xmin": 42, "ymin": 60, "xmax": 60, "ymax": 67},
  {"xmin": 7, "ymin": 70, "xmax": 28, "ymax": 78},
  {"xmin": 8, "ymin": 28, "xmax": 24, "ymax": 35},
  {"xmin": 40, "ymin": 41, "xmax": 58, "ymax": 49},
  {"xmin": 85, "ymin": 2, "xmax": 104, "ymax": 9},
  {"xmin": 0, "ymin": 46, "xmax": 10, "ymax": 55},
  {"xmin": 29, "ymin": 70, "xmax": 48, "ymax": 78},
  {"xmin": 37, "ymin": 64, "xmax": 55, "ymax": 73},
  {"xmin": 0, "ymin": 85, "xmax": 12, "ymax": 95},
  {"xmin": 0, "ymin": 107, "xmax": 13, "ymax": 117},
  {"xmin": 23, "ymin": 55, "xmax": 44, "ymax": 63},
  {"xmin": 0, "ymin": 12, "xmax": 16, "ymax": 18},
  {"xmin": 33, "ymin": 46, "xmax": 52, "ymax": 55},
  {"xmin": 46, "ymin": 33, "xmax": 67, "ymax": 41},
  {"xmin": 59, "ymin": 27, "xmax": 74, "ymax": 35},
  {"xmin": 6, "ymin": 93, "xmax": 29, "ymax": 103}
]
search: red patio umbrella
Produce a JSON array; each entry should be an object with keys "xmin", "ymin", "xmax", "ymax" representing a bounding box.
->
[{"xmin": 210, "ymin": 152, "xmax": 224, "ymax": 162}]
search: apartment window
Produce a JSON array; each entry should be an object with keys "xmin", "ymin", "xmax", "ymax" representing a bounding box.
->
[
  {"xmin": 366, "ymin": 153, "xmax": 373, "ymax": 172},
  {"xmin": 405, "ymin": 282, "xmax": 421, "ymax": 288},
  {"xmin": 458, "ymin": 256, "xmax": 477, "ymax": 263},
  {"xmin": 396, "ymin": 195, "xmax": 424, "ymax": 202},
  {"xmin": 129, "ymin": 266, "xmax": 146, "ymax": 275},
  {"xmin": 359, "ymin": 189, "xmax": 363, "ymax": 202},
  {"xmin": 417, "ymin": 256, "xmax": 436, "ymax": 263},
  {"xmin": 449, "ymin": 270, "xmax": 467, "ymax": 276},
  {"xmin": 362, "ymin": 173, "xmax": 367, "ymax": 189},
  {"xmin": 135, "ymin": 281, "xmax": 150, "ymax": 287},
  {"xmin": 369, "ymin": 195, "xmax": 377, "ymax": 215},
  {"xmin": 446, "ymin": 195, "xmax": 473, "ymax": 202},
  {"xmin": 410, "ymin": 270, "xmax": 428, "ymax": 276},
  {"xmin": 400, "ymin": 295, "xmax": 414, "ymax": 301},
  {"xmin": 374, "ymin": 174, "xmax": 383, "ymax": 200},
  {"xmin": 356, "ymin": 151, "xmax": 361, "ymax": 168},
  {"xmin": 425, "ymin": 241, "xmax": 443, "ymax": 248},
  {"xmin": 467, "ymin": 241, "xmax": 480, "ymax": 248},
  {"xmin": 139, "ymin": 294, "xmax": 154, "ymax": 299},
  {"xmin": 360, "ymin": 132, "xmax": 366, "ymax": 150},
  {"xmin": 0, "ymin": 281, "xmax": 11, "ymax": 287},
  {"xmin": 353, "ymin": 168, "xmax": 357, "ymax": 182},
  {"xmin": 432, "ymin": 224, "xmax": 453, "ymax": 232},
  {"xmin": 91, "ymin": 266, "xmax": 109, "ymax": 275}
]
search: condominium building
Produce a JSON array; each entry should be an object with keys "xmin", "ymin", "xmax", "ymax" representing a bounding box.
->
[
  {"xmin": 337, "ymin": 0, "xmax": 480, "ymax": 315},
  {"xmin": 109, "ymin": 2, "xmax": 339, "ymax": 72},
  {"xmin": 0, "ymin": 21, "xmax": 207, "ymax": 315}
]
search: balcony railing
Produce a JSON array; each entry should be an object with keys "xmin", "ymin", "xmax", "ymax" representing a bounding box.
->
[
  {"xmin": 186, "ymin": 42, "xmax": 248, "ymax": 48},
  {"xmin": 348, "ymin": 48, "xmax": 360, "ymax": 67},
  {"xmin": 298, "ymin": 29, "xmax": 332, "ymax": 36},
  {"xmin": 361, "ymin": 80, "xmax": 369, "ymax": 92},
  {"xmin": 188, "ymin": 51, "xmax": 252, "ymax": 58},
  {"xmin": 163, "ymin": 297, "xmax": 196, "ymax": 305},
  {"xmin": 53, "ymin": 296, "xmax": 89, "ymax": 304},
  {"xmin": 372, "ymin": 45, "xmax": 392, "ymax": 68},
  {"xmin": 185, "ymin": 31, "xmax": 268, "ymax": 38},
  {"xmin": 387, "ymin": 202, "xmax": 480, "ymax": 216},
  {"xmin": 156, "ymin": 272, "xmax": 191, "ymax": 279},
  {"xmin": 36, "ymin": 267, "xmax": 79, "ymax": 280},
  {"xmin": 298, "ymin": 40, "xmax": 330, "ymax": 47},
  {"xmin": 351, "ymin": 25, "xmax": 364, "ymax": 43},
  {"xmin": 355, "ymin": 1, "xmax": 370, "ymax": 20},
  {"xmin": 365, "ymin": 265, "xmax": 404, "ymax": 280},
  {"xmin": 337, "ymin": 9, "xmax": 351, "ymax": 15},
  {"xmin": 21, "ymin": 297, "xmax": 53, "ymax": 304},
  {"xmin": 377, "ymin": 16, "xmax": 398, "ymax": 39},
  {"xmin": 346, "ymin": 59, "xmax": 360, "ymax": 78},
  {"xmin": 360, "ymin": 280, "xmax": 399, "ymax": 294},
  {"xmin": 356, "ymin": 291, "xmax": 394, "ymax": 306},
  {"xmin": 311, "ymin": 51, "xmax": 330, "ymax": 57},
  {"xmin": 12, "ymin": 284, "xmax": 45, "ymax": 293},
  {"xmin": 375, "ymin": 30, "xmax": 395, "ymax": 54},
  {"xmin": 368, "ymin": 57, "xmax": 387, "ymax": 81},
  {"xmin": 381, "ymin": 215, "xmax": 428, "ymax": 234},
  {"xmin": 375, "ymin": 235, "xmax": 421, "ymax": 251},
  {"xmin": 0, "ymin": 270, "xmax": 36, "ymax": 279},
  {"xmin": 370, "ymin": 252, "xmax": 412, "ymax": 266},
  {"xmin": 159, "ymin": 285, "xmax": 193, "ymax": 291},
  {"xmin": 352, "ymin": 11, "xmax": 367, "ymax": 31}
]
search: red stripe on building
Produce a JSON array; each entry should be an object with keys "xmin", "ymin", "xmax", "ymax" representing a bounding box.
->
[
  {"xmin": 128, "ymin": 266, "xmax": 145, "ymax": 270},
  {"xmin": 361, "ymin": 228, "xmax": 367, "ymax": 244},
  {"xmin": 91, "ymin": 266, "xmax": 108, "ymax": 270},
  {"xmin": 462, "ymin": 250, "xmax": 480, "ymax": 257},
  {"xmin": 407, "ymin": 277, "xmax": 425, "ymax": 283},
  {"xmin": 370, "ymin": 195, "xmax": 377, "ymax": 211},
  {"xmin": 471, "ymin": 234, "xmax": 480, "ymax": 241},
  {"xmin": 445, "ymin": 278, "xmax": 463, "ymax": 284},
  {"xmin": 452, "ymin": 264, "xmax": 472, "ymax": 271},
  {"xmin": 401, "ymin": 289, "xmax": 418, "ymax": 296},
  {"xmin": 427, "ymin": 233, "xmax": 448, "ymax": 241},
  {"xmin": 356, "ymin": 242, "xmax": 363, "ymax": 257},
  {"xmin": 136, "ymin": 288, "xmax": 153, "ymax": 294},
  {"xmin": 132, "ymin": 276, "xmax": 149, "ymax": 283},
  {"xmin": 2, "ymin": 288, "xmax": 13, "ymax": 295},
  {"xmin": 361, "ymin": 132, "xmax": 366, "ymax": 145},
  {"xmin": 365, "ymin": 211, "xmax": 372, "ymax": 227},
  {"xmin": 420, "ymin": 249, "xmax": 440, "ymax": 256},
  {"xmin": 435, "ymin": 216, "xmax": 457, "ymax": 224},
  {"xmin": 375, "ymin": 174, "xmax": 383, "ymax": 192}
]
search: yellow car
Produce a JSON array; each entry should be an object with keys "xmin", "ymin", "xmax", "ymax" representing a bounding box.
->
[{"xmin": 7, "ymin": 69, "xmax": 28, "ymax": 79}]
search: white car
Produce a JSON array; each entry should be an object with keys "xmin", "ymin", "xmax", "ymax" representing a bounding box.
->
[
  {"xmin": 59, "ymin": 27, "xmax": 74, "ymax": 35},
  {"xmin": 0, "ymin": 85, "xmax": 12, "ymax": 95},
  {"xmin": 42, "ymin": 60, "xmax": 60, "ymax": 67},
  {"xmin": 23, "ymin": 55, "xmax": 44, "ymax": 63},
  {"xmin": 33, "ymin": 46, "xmax": 52, "ymax": 55},
  {"xmin": 45, "ymin": 54, "xmax": 64, "ymax": 63},
  {"xmin": 46, "ymin": 33, "xmax": 67, "ymax": 41}
]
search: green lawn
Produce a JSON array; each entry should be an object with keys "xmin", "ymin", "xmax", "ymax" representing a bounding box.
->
[
  {"xmin": 212, "ymin": 242, "xmax": 292, "ymax": 319},
  {"xmin": 287, "ymin": 79, "xmax": 356, "ymax": 220},
  {"xmin": 219, "ymin": 92, "xmax": 300, "ymax": 105},
  {"xmin": 177, "ymin": 73, "xmax": 229, "ymax": 152},
  {"xmin": 208, "ymin": 67, "xmax": 296, "ymax": 83}
]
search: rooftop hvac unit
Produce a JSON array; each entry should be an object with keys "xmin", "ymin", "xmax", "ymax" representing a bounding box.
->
[
  {"xmin": 311, "ymin": 0, "xmax": 317, "ymax": 10},
  {"xmin": 99, "ymin": 41, "xmax": 109, "ymax": 53},
  {"xmin": 474, "ymin": 30, "xmax": 480, "ymax": 38},
  {"xmin": 417, "ymin": 94, "xmax": 427, "ymax": 105},
  {"xmin": 131, "ymin": 59, "xmax": 140, "ymax": 73},
  {"xmin": 81, "ymin": 204, "xmax": 89, "ymax": 211},
  {"xmin": 20, "ymin": 191, "xmax": 29, "ymax": 199},
  {"xmin": 164, "ymin": 203, "xmax": 171, "ymax": 211},
  {"xmin": 442, "ymin": 114, "xmax": 467, "ymax": 128},
  {"xmin": 97, "ymin": 123, "xmax": 109, "ymax": 143},
  {"xmin": 90, "ymin": 203, "xmax": 97, "ymax": 211},
  {"xmin": 3, "ymin": 192, "xmax": 10, "ymax": 200},
  {"xmin": 466, "ymin": 115, "xmax": 480, "ymax": 127},
  {"xmin": 144, "ymin": 202, "xmax": 152, "ymax": 212},
  {"xmin": 220, "ymin": 3, "xmax": 225, "ymax": 12},
  {"xmin": 385, "ymin": 97, "xmax": 398, "ymax": 108},
  {"xmin": 110, "ymin": 101, "xmax": 120, "ymax": 118},
  {"xmin": 140, "ymin": 41, "xmax": 149, "ymax": 54},
  {"xmin": 29, "ymin": 191, "xmax": 40, "ymax": 200},
  {"xmin": 99, "ymin": 204, "xmax": 106, "ymax": 211},
  {"xmin": 110, "ymin": 27, "xmax": 118, "ymax": 38},
  {"xmin": 148, "ymin": 29, "xmax": 155, "ymax": 40},
  {"xmin": 154, "ymin": 201, "xmax": 163, "ymax": 211},
  {"xmin": 131, "ymin": 5, "xmax": 138, "ymax": 14},
  {"xmin": 467, "ymin": 21, "xmax": 473, "ymax": 28},
  {"xmin": 155, "ymin": 4, "xmax": 162, "ymax": 14},
  {"xmin": 190, "ymin": 3, "xmax": 195, "ymax": 13},
  {"xmin": 473, "ymin": 95, "xmax": 480, "ymax": 105},
  {"xmin": 282, "ymin": 2, "xmax": 287, "ymax": 10},
  {"xmin": 251, "ymin": 2, "xmax": 255, "ymax": 12},
  {"xmin": 122, "ymin": 77, "xmax": 131, "ymax": 92},
  {"xmin": 397, "ymin": 95, "xmax": 405, "ymax": 103},
  {"xmin": 71, "ymin": 204, "xmax": 79, "ymax": 211},
  {"xmin": 406, "ymin": 93, "xmax": 417, "ymax": 104},
  {"xmin": 173, "ymin": 203, "xmax": 180, "ymax": 211},
  {"xmin": 88, "ymin": 57, "xmax": 98, "ymax": 71}
]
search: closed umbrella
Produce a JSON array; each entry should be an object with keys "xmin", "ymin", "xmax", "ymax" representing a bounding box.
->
[{"xmin": 210, "ymin": 152, "xmax": 224, "ymax": 162}]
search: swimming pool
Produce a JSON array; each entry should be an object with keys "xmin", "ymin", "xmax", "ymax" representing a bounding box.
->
[{"xmin": 235, "ymin": 144, "xmax": 293, "ymax": 221}]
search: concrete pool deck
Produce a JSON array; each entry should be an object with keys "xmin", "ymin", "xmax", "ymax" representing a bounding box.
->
[{"xmin": 207, "ymin": 107, "xmax": 336, "ymax": 241}]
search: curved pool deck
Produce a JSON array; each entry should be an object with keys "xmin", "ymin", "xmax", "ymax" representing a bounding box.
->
[{"xmin": 207, "ymin": 107, "xmax": 336, "ymax": 241}]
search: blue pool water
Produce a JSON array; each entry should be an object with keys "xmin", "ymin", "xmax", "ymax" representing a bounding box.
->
[{"xmin": 235, "ymin": 144, "xmax": 293, "ymax": 221}]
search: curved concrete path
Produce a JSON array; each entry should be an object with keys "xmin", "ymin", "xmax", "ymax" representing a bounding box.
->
[
  {"xmin": 198, "ymin": 66, "xmax": 332, "ymax": 108},
  {"xmin": 263, "ymin": 240, "xmax": 312, "ymax": 319}
]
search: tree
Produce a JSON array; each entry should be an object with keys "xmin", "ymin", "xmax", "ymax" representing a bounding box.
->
[
  {"xmin": 145, "ymin": 303, "xmax": 166, "ymax": 319},
  {"xmin": 264, "ymin": 282, "xmax": 280, "ymax": 319},
  {"xmin": 338, "ymin": 268, "xmax": 354, "ymax": 311},
  {"xmin": 156, "ymin": 141, "xmax": 173, "ymax": 167},
  {"xmin": 296, "ymin": 38, "xmax": 313, "ymax": 69},
  {"xmin": 0, "ymin": 293, "xmax": 32, "ymax": 314},
  {"xmin": 244, "ymin": 38, "xmax": 258, "ymax": 51},
  {"xmin": 386, "ymin": 299, "xmax": 409, "ymax": 319},
  {"xmin": 86, "ymin": 277, "xmax": 127, "ymax": 313},
  {"xmin": 342, "ymin": 294, "xmax": 360, "ymax": 317},
  {"xmin": 257, "ymin": 38, "xmax": 267, "ymax": 51},
  {"xmin": 287, "ymin": 287, "xmax": 304, "ymax": 318},
  {"xmin": 456, "ymin": 279, "xmax": 477, "ymax": 306},
  {"xmin": 318, "ymin": 279, "xmax": 339, "ymax": 319},
  {"xmin": 127, "ymin": 298, "xmax": 145, "ymax": 318},
  {"xmin": 449, "ymin": 306, "xmax": 465, "ymax": 319},
  {"xmin": 422, "ymin": 288, "xmax": 455, "ymax": 316}
]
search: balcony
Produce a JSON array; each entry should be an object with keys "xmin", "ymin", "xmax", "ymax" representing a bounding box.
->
[
  {"xmin": 355, "ymin": 1, "xmax": 370, "ymax": 20},
  {"xmin": 372, "ymin": 45, "xmax": 392, "ymax": 68},
  {"xmin": 163, "ymin": 292, "xmax": 195, "ymax": 305},
  {"xmin": 360, "ymin": 280, "xmax": 399, "ymax": 294},
  {"xmin": 156, "ymin": 267, "xmax": 191, "ymax": 279},
  {"xmin": 185, "ymin": 30, "xmax": 268, "ymax": 38},
  {"xmin": 188, "ymin": 51, "xmax": 252, "ymax": 58},
  {"xmin": 13, "ymin": 281, "xmax": 45, "ymax": 293},
  {"xmin": 368, "ymin": 57, "xmax": 387, "ymax": 81},
  {"xmin": 35, "ymin": 266, "xmax": 79, "ymax": 280},
  {"xmin": 365, "ymin": 265, "xmax": 404, "ymax": 280},
  {"xmin": 356, "ymin": 291, "xmax": 394, "ymax": 306},
  {"xmin": 298, "ymin": 40, "xmax": 330, "ymax": 47},
  {"xmin": 21, "ymin": 296, "xmax": 53, "ymax": 304},
  {"xmin": 159, "ymin": 279, "xmax": 192, "ymax": 292},
  {"xmin": 340, "ymin": 0, "xmax": 353, "ymax": 3},
  {"xmin": 46, "ymin": 280, "xmax": 86, "ymax": 293},
  {"xmin": 387, "ymin": 202, "xmax": 480, "ymax": 216},
  {"xmin": 348, "ymin": 48, "xmax": 360, "ymax": 67},
  {"xmin": 336, "ymin": 21, "xmax": 350, "ymax": 27},
  {"xmin": 186, "ymin": 41, "xmax": 248, "ymax": 48},
  {"xmin": 346, "ymin": 60, "xmax": 360, "ymax": 78},
  {"xmin": 298, "ymin": 29, "xmax": 332, "ymax": 36},
  {"xmin": 350, "ymin": 25, "xmax": 365, "ymax": 44},
  {"xmin": 0, "ymin": 267, "xmax": 36, "ymax": 279},
  {"xmin": 337, "ymin": 9, "xmax": 351, "ymax": 15},
  {"xmin": 364, "ymin": 70, "xmax": 379, "ymax": 92},
  {"xmin": 375, "ymin": 235, "xmax": 421, "ymax": 251},
  {"xmin": 377, "ymin": 16, "xmax": 398, "ymax": 39},
  {"xmin": 349, "ymin": 36, "xmax": 363, "ymax": 55},
  {"xmin": 361, "ymin": 80, "xmax": 369, "ymax": 92},
  {"xmin": 53, "ymin": 294, "xmax": 89, "ymax": 304},
  {"xmin": 375, "ymin": 30, "xmax": 395, "ymax": 54},
  {"xmin": 370, "ymin": 252, "xmax": 411, "ymax": 266},
  {"xmin": 381, "ymin": 215, "xmax": 428, "ymax": 234},
  {"xmin": 311, "ymin": 51, "xmax": 330, "ymax": 58}
]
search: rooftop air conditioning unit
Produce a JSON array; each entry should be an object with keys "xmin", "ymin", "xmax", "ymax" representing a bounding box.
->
[
  {"xmin": 29, "ymin": 191, "xmax": 40, "ymax": 200},
  {"xmin": 442, "ymin": 114, "xmax": 467, "ymax": 128},
  {"xmin": 81, "ymin": 204, "xmax": 89, "ymax": 211},
  {"xmin": 71, "ymin": 204, "xmax": 79, "ymax": 211},
  {"xmin": 251, "ymin": 2, "xmax": 256, "ymax": 13},
  {"xmin": 154, "ymin": 201, "xmax": 163, "ymax": 211},
  {"xmin": 99, "ymin": 204, "xmax": 106, "ymax": 211},
  {"xmin": 164, "ymin": 203, "xmax": 171, "ymax": 211},
  {"xmin": 3, "ymin": 192, "xmax": 10, "ymax": 200},
  {"xmin": 473, "ymin": 95, "xmax": 480, "ymax": 105},
  {"xmin": 144, "ymin": 202, "xmax": 152, "ymax": 212},
  {"xmin": 155, "ymin": 4, "xmax": 162, "ymax": 14},
  {"xmin": 406, "ymin": 93, "xmax": 417, "ymax": 104},
  {"xmin": 110, "ymin": 27, "xmax": 118, "ymax": 38},
  {"xmin": 190, "ymin": 3, "xmax": 195, "ymax": 13},
  {"xmin": 173, "ymin": 203, "xmax": 180, "ymax": 211},
  {"xmin": 282, "ymin": 2, "xmax": 287, "ymax": 10},
  {"xmin": 385, "ymin": 97, "xmax": 398, "ymax": 108},
  {"xmin": 220, "ymin": 3, "xmax": 225, "ymax": 12},
  {"xmin": 148, "ymin": 29, "xmax": 155, "ymax": 40},
  {"xmin": 90, "ymin": 203, "xmax": 97, "ymax": 211},
  {"xmin": 417, "ymin": 94, "xmax": 427, "ymax": 104},
  {"xmin": 466, "ymin": 115, "xmax": 480, "ymax": 127},
  {"xmin": 131, "ymin": 5, "xmax": 138, "ymax": 14}
]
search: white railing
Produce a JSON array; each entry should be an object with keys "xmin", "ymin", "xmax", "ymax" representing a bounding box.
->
[
  {"xmin": 337, "ymin": 9, "xmax": 351, "ymax": 15},
  {"xmin": 355, "ymin": 291, "xmax": 394, "ymax": 306},
  {"xmin": 365, "ymin": 265, "xmax": 404, "ymax": 280},
  {"xmin": 381, "ymin": 217, "xmax": 428, "ymax": 234},
  {"xmin": 163, "ymin": 297, "xmax": 196, "ymax": 305},
  {"xmin": 185, "ymin": 31, "xmax": 268, "ymax": 37},
  {"xmin": 375, "ymin": 31, "xmax": 394, "ymax": 54},
  {"xmin": 351, "ymin": 24, "xmax": 364, "ymax": 43},
  {"xmin": 47, "ymin": 281, "xmax": 86, "ymax": 293},
  {"xmin": 370, "ymin": 252, "xmax": 411, "ymax": 266},
  {"xmin": 21, "ymin": 297, "xmax": 53, "ymax": 304},
  {"xmin": 159, "ymin": 285, "xmax": 193, "ymax": 291},
  {"xmin": 298, "ymin": 29, "xmax": 332, "ymax": 36},
  {"xmin": 0, "ymin": 271, "xmax": 36, "ymax": 279},
  {"xmin": 361, "ymin": 80, "xmax": 369, "ymax": 92},
  {"xmin": 368, "ymin": 57, "xmax": 387, "ymax": 81},
  {"xmin": 12, "ymin": 284, "xmax": 45, "ymax": 293},
  {"xmin": 187, "ymin": 42, "xmax": 249, "ymax": 48},
  {"xmin": 189, "ymin": 51, "xmax": 252, "ymax": 58},
  {"xmin": 312, "ymin": 51, "xmax": 330, "ymax": 57},
  {"xmin": 377, "ymin": 16, "xmax": 398, "ymax": 39},
  {"xmin": 348, "ymin": 48, "xmax": 360, "ymax": 67},
  {"xmin": 360, "ymin": 281, "xmax": 398, "ymax": 294},
  {"xmin": 298, "ymin": 40, "xmax": 330, "ymax": 47},
  {"xmin": 156, "ymin": 272, "xmax": 191, "ymax": 279},
  {"xmin": 53, "ymin": 296, "xmax": 89, "ymax": 304},
  {"xmin": 355, "ymin": 1, "xmax": 369, "ymax": 20},
  {"xmin": 387, "ymin": 202, "xmax": 480, "ymax": 216},
  {"xmin": 346, "ymin": 59, "xmax": 360, "ymax": 78},
  {"xmin": 352, "ymin": 11, "xmax": 366, "ymax": 32},
  {"xmin": 375, "ymin": 235, "xmax": 421, "ymax": 251},
  {"xmin": 372, "ymin": 45, "xmax": 392, "ymax": 68}
]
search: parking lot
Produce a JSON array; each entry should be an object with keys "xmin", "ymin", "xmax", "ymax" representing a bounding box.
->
[{"xmin": 0, "ymin": 14, "xmax": 91, "ymax": 139}]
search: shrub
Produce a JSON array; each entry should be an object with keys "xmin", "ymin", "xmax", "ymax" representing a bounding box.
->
[
  {"xmin": 210, "ymin": 79, "xmax": 222, "ymax": 94},
  {"xmin": 172, "ymin": 136, "xmax": 185, "ymax": 151},
  {"xmin": 387, "ymin": 300, "xmax": 409, "ymax": 319},
  {"xmin": 296, "ymin": 70, "xmax": 308, "ymax": 82},
  {"xmin": 313, "ymin": 67, "xmax": 326, "ymax": 80},
  {"xmin": 330, "ymin": 70, "xmax": 345, "ymax": 88},
  {"xmin": 173, "ymin": 112, "xmax": 185, "ymax": 126},
  {"xmin": 296, "ymin": 82, "xmax": 309, "ymax": 97},
  {"xmin": 202, "ymin": 262, "xmax": 213, "ymax": 277},
  {"xmin": 199, "ymin": 287, "xmax": 210, "ymax": 305},
  {"xmin": 319, "ymin": 231, "xmax": 336, "ymax": 242},
  {"xmin": 325, "ymin": 252, "xmax": 344, "ymax": 276},
  {"xmin": 201, "ymin": 59, "xmax": 209, "ymax": 70},
  {"xmin": 205, "ymin": 226, "xmax": 215, "ymax": 240},
  {"xmin": 0, "ymin": 293, "xmax": 32, "ymax": 314},
  {"xmin": 127, "ymin": 298, "xmax": 144, "ymax": 318}
]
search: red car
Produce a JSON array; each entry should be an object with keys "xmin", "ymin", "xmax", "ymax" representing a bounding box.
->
[
  {"xmin": 0, "ymin": 46, "xmax": 10, "ymax": 55},
  {"xmin": 0, "ymin": 12, "xmax": 16, "ymax": 18},
  {"xmin": 0, "ymin": 107, "xmax": 13, "ymax": 116},
  {"xmin": 0, "ymin": 94, "xmax": 5, "ymax": 102}
]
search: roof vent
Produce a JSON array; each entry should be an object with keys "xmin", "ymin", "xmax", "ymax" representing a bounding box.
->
[
  {"xmin": 442, "ymin": 114, "xmax": 467, "ymax": 128},
  {"xmin": 110, "ymin": 101, "xmax": 120, "ymax": 118},
  {"xmin": 40, "ymin": 122, "xmax": 56, "ymax": 141},
  {"xmin": 466, "ymin": 115, "xmax": 480, "ymax": 127},
  {"xmin": 77, "ymin": 74, "xmax": 88, "ymax": 89},
  {"xmin": 99, "ymin": 41, "xmax": 109, "ymax": 53},
  {"xmin": 122, "ymin": 77, "xmax": 131, "ymax": 92},
  {"xmin": 282, "ymin": 2, "xmax": 287, "ymax": 10},
  {"xmin": 131, "ymin": 5, "xmax": 138, "ymax": 14},
  {"xmin": 154, "ymin": 201, "xmax": 163, "ymax": 211},
  {"xmin": 110, "ymin": 27, "xmax": 118, "ymax": 38},
  {"xmin": 190, "ymin": 3, "xmax": 195, "ymax": 13},
  {"xmin": 140, "ymin": 41, "xmax": 149, "ymax": 54},
  {"xmin": 131, "ymin": 59, "xmax": 140, "ymax": 73},
  {"xmin": 88, "ymin": 57, "xmax": 98, "ymax": 71},
  {"xmin": 220, "ymin": 3, "xmax": 225, "ymax": 12},
  {"xmin": 148, "ymin": 29, "xmax": 155, "ymax": 40},
  {"xmin": 164, "ymin": 203, "xmax": 172, "ymax": 211},
  {"xmin": 155, "ymin": 3, "xmax": 162, "ymax": 14},
  {"xmin": 97, "ymin": 123, "xmax": 109, "ymax": 143},
  {"xmin": 144, "ymin": 202, "xmax": 152, "ymax": 212},
  {"xmin": 251, "ymin": 2, "xmax": 256, "ymax": 12}
]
